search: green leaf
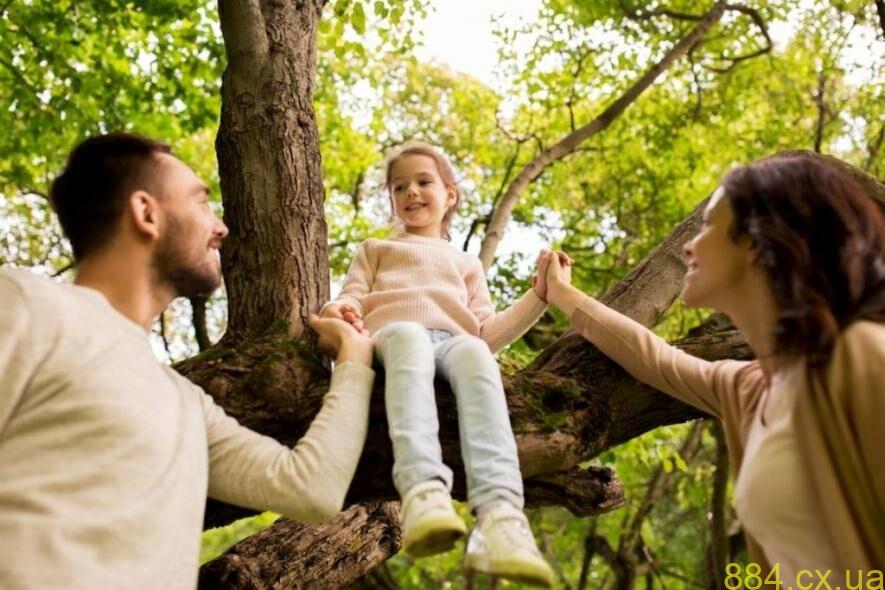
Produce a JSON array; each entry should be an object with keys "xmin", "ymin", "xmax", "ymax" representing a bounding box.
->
[{"xmin": 351, "ymin": 1, "xmax": 366, "ymax": 34}]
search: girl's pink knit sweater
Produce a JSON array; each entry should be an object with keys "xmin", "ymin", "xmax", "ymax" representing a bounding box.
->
[{"xmin": 325, "ymin": 232, "xmax": 547, "ymax": 353}]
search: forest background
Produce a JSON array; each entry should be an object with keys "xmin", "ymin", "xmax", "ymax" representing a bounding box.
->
[{"xmin": 0, "ymin": 0, "xmax": 882, "ymax": 588}]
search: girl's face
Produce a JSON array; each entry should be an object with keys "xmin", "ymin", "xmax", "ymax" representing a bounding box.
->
[
  {"xmin": 389, "ymin": 154, "xmax": 457, "ymax": 238},
  {"xmin": 681, "ymin": 187, "xmax": 757, "ymax": 310}
]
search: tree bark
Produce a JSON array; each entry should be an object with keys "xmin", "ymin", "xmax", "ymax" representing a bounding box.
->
[
  {"xmin": 476, "ymin": 0, "xmax": 728, "ymax": 270},
  {"xmin": 216, "ymin": 0, "xmax": 329, "ymax": 339},
  {"xmin": 199, "ymin": 501, "xmax": 401, "ymax": 589}
]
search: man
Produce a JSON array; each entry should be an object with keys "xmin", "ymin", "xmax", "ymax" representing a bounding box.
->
[{"xmin": 0, "ymin": 133, "xmax": 375, "ymax": 589}]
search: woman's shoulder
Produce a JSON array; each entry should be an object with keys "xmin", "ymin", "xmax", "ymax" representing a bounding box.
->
[
  {"xmin": 820, "ymin": 320, "xmax": 885, "ymax": 398},
  {"xmin": 840, "ymin": 319, "xmax": 885, "ymax": 341},
  {"xmin": 836, "ymin": 320, "xmax": 885, "ymax": 359}
]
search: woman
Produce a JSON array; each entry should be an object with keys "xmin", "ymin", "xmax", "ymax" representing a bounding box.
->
[{"xmin": 545, "ymin": 153, "xmax": 884, "ymax": 577}]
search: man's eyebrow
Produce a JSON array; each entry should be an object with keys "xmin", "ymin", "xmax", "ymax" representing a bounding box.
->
[{"xmin": 195, "ymin": 184, "xmax": 210, "ymax": 196}]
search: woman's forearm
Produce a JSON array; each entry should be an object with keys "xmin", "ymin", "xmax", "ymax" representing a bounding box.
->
[{"xmin": 547, "ymin": 278, "xmax": 586, "ymax": 319}]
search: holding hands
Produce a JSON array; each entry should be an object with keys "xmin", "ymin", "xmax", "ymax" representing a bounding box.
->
[
  {"xmin": 321, "ymin": 303, "xmax": 366, "ymax": 333},
  {"xmin": 307, "ymin": 313, "xmax": 373, "ymax": 366},
  {"xmin": 533, "ymin": 249, "xmax": 573, "ymax": 303}
]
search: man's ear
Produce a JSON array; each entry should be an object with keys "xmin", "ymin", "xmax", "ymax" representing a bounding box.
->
[{"xmin": 127, "ymin": 190, "xmax": 161, "ymax": 241}]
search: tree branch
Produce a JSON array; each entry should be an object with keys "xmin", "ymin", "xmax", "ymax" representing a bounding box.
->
[
  {"xmin": 190, "ymin": 296, "xmax": 212, "ymax": 352},
  {"xmin": 875, "ymin": 0, "xmax": 885, "ymax": 39},
  {"xmin": 477, "ymin": 1, "xmax": 728, "ymax": 270},
  {"xmin": 703, "ymin": 4, "xmax": 772, "ymax": 73},
  {"xmin": 217, "ymin": 0, "xmax": 269, "ymax": 70},
  {"xmin": 199, "ymin": 501, "xmax": 401, "ymax": 589}
]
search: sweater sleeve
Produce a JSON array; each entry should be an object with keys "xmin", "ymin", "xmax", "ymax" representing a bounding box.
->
[
  {"xmin": 322, "ymin": 242, "xmax": 374, "ymax": 315},
  {"xmin": 569, "ymin": 293, "xmax": 748, "ymax": 419},
  {"xmin": 0, "ymin": 275, "xmax": 38, "ymax": 435},
  {"xmin": 467, "ymin": 262, "xmax": 548, "ymax": 353},
  {"xmin": 202, "ymin": 362, "xmax": 374, "ymax": 523}
]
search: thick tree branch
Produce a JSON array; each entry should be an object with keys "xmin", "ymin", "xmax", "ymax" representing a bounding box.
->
[
  {"xmin": 477, "ymin": 1, "xmax": 728, "ymax": 270},
  {"xmin": 199, "ymin": 501, "xmax": 400, "ymax": 589},
  {"xmin": 217, "ymin": 0, "xmax": 269, "ymax": 70}
]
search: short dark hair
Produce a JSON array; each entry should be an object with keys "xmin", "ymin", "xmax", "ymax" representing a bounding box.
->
[{"xmin": 50, "ymin": 132, "xmax": 171, "ymax": 261}]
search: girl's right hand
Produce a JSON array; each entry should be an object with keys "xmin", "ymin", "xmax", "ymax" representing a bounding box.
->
[{"xmin": 321, "ymin": 303, "xmax": 365, "ymax": 333}]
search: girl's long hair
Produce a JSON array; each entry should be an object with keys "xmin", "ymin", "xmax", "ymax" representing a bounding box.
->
[{"xmin": 722, "ymin": 153, "xmax": 885, "ymax": 371}]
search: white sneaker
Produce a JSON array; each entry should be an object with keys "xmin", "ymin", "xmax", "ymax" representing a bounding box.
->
[
  {"xmin": 400, "ymin": 480, "xmax": 467, "ymax": 558},
  {"xmin": 463, "ymin": 503, "xmax": 554, "ymax": 588}
]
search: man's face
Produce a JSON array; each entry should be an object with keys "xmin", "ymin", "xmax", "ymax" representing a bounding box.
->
[{"xmin": 151, "ymin": 154, "xmax": 228, "ymax": 298}]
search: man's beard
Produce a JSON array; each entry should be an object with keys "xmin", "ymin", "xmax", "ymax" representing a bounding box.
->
[{"xmin": 152, "ymin": 214, "xmax": 221, "ymax": 298}]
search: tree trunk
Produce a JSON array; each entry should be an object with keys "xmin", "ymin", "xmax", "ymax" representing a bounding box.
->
[
  {"xmin": 216, "ymin": 0, "xmax": 329, "ymax": 339},
  {"xmin": 476, "ymin": 0, "xmax": 728, "ymax": 270},
  {"xmin": 707, "ymin": 420, "xmax": 730, "ymax": 589}
]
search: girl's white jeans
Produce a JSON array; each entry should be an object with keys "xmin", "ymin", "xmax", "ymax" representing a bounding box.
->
[{"xmin": 373, "ymin": 321, "xmax": 524, "ymax": 512}]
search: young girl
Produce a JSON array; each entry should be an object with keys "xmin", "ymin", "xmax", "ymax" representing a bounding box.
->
[{"xmin": 321, "ymin": 142, "xmax": 562, "ymax": 587}]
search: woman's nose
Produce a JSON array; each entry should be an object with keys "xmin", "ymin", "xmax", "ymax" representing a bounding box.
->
[{"xmin": 682, "ymin": 240, "xmax": 693, "ymax": 262}]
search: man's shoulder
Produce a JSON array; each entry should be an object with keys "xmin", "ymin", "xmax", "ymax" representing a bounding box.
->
[
  {"xmin": 1, "ymin": 266, "xmax": 52, "ymax": 292},
  {"xmin": 0, "ymin": 267, "xmax": 65, "ymax": 314},
  {"xmin": 1, "ymin": 267, "xmax": 92, "ymax": 317}
]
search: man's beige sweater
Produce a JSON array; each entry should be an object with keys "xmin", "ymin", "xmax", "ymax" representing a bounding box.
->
[
  {"xmin": 0, "ymin": 269, "xmax": 375, "ymax": 589},
  {"xmin": 327, "ymin": 232, "xmax": 547, "ymax": 352}
]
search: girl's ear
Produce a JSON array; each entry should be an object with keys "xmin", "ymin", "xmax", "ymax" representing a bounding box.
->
[{"xmin": 446, "ymin": 185, "xmax": 457, "ymax": 207}]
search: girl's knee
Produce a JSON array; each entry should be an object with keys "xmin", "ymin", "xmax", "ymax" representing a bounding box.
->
[
  {"xmin": 375, "ymin": 321, "xmax": 430, "ymax": 344},
  {"xmin": 443, "ymin": 335, "xmax": 498, "ymax": 372},
  {"xmin": 447, "ymin": 335, "xmax": 493, "ymax": 357}
]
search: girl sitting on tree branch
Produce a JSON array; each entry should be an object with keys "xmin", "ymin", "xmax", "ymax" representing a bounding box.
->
[{"xmin": 322, "ymin": 142, "xmax": 568, "ymax": 587}]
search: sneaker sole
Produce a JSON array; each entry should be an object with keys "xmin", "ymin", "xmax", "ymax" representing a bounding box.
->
[
  {"xmin": 403, "ymin": 515, "xmax": 468, "ymax": 558},
  {"xmin": 463, "ymin": 554, "xmax": 554, "ymax": 588}
]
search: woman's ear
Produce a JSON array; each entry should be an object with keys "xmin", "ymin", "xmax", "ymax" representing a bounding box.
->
[{"xmin": 128, "ymin": 190, "xmax": 161, "ymax": 240}]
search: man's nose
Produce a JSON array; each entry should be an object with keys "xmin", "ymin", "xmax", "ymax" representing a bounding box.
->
[{"xmin": 215, "ymin": 218, "xmax": 230, "ymax": 239}]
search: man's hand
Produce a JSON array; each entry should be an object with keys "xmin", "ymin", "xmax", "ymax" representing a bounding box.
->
[
  {"xmin": 533, "ymin": 249, "xmax": 573, "ymax": 303},
  {"xmin": 321, "ymin": 303, "xmax": 365, "ymax": 333},
  {"xmin": 308, "ymin": 314, "xmax": 373, "ymax": 367}
]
